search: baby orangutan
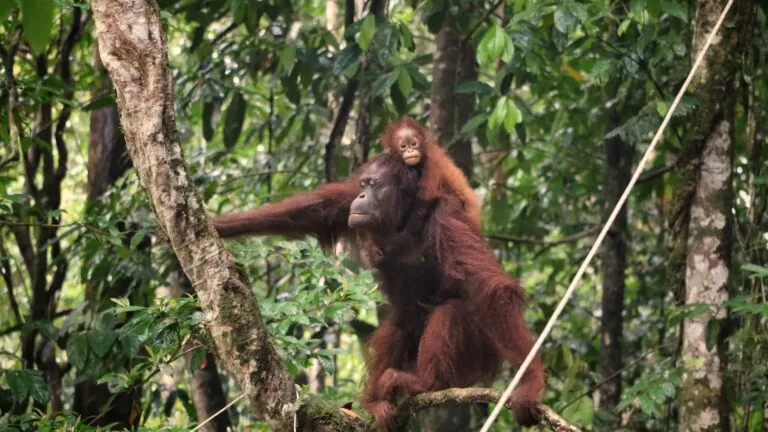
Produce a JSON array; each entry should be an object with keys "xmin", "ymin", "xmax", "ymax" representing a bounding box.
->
[{"xmin": 383, "ymin": 119, "xmax": 482, "ymax": 230}]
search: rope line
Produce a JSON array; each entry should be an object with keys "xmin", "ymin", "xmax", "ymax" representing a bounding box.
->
[
  {"xmin": 190, "ymin": 393, "xmax": 245, "ymax": 432},
  {"xmin": 479, "ymin": 1, "xmax": 735, "ymax": 430}
]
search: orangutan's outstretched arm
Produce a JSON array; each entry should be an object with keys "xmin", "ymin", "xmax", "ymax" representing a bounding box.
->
[{"xmin": 212, "ymin": 180, "xmax": 359, "ymax": 248}]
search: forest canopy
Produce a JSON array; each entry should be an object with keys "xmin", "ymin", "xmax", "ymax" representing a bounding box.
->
[{"xmin": 0, "ymin": 0, "xmax": 767, "ymax": 431}]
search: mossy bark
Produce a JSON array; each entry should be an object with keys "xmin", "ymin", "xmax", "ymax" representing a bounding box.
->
[
  {"xmin": 668, "ymin": 1, "xmax": 753, "ymax": 431},
  {"xmin": 88, "ymin": 0, "xmax": 297, "ymax": 429}
]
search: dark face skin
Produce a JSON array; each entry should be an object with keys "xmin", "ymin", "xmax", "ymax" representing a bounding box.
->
[
  {"xmin": 395, "ymin": 129, "xmax": 422, "ymax": 166},
  {"xmin": 348, "ymin": 162, "xmax": 396, "ymax": 231}
]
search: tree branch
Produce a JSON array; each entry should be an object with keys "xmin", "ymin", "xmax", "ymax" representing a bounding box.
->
[
  {"xmin": 395, "ymin": 389, "xmax": 580, "ymax": 432},
  {"xmin": 486, "ymin": 226, "xmax": 600, "ymax": 246}
]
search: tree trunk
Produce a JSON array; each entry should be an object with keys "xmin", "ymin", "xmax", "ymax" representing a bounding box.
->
[
  {"xmin": 352, "ymin": 0, "xmax": 386, "ymax": 168},
  {"xmin": 418, "ymin": 15, "xmax": 478, "ymax": 432},
  {"xmin": 598, "ymin": 108, "xmax": 631, "ymax": 413},
  {"xmin": 670, "ymin": 1, "xmax": 752, "ymax": 431},
  {"xmin": 88, "ymin": 2, "xmax": 304, "ymax": 429},
  {"xmin": 597, "ymin": 7, "xmax": 633, "ymax": 412},
  {"xmin": 170, "ymin": 267, "xmax": 232, "ymax": 432},
  {"xmin": 73, "ymin": 42, "xmax": 143, "ymax": 429},
  {"xmin": 429, "ymin": 16, "xmax": 477, "ymax": 179}
]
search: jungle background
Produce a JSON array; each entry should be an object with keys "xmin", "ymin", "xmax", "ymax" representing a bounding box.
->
[{"xmin": 1, "ymin": 0, "xmax": 767, "ymax": 431}]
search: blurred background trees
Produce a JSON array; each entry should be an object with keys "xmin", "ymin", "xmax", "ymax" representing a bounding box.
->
[{"xmin": 1, "ymin": 0, "xmax": 767, "ymax": 430}]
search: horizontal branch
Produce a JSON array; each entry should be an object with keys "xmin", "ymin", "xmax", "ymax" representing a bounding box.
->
[
  {"xmin": 331, "ymin": 387, "xmax": 581, "ymax": 432},
  {"xmin": 486, "ymin": 226, "xmax": 600, "ymax": 246},
  {"xmin": 396, "ymin": 388, "xmax": 581, "ymax": 432}
]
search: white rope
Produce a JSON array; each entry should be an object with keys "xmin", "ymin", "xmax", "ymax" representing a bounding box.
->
[
  {"xmin": 479, "ymin": 1, "xmax": 735, "ymax": 430},
  {"xmin": 191, "ymin": 393, "xmax": 245, "ymax": 432}
]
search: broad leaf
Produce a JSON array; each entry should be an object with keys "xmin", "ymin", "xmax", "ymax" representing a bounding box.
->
[
  {"xmin": 358, "ymin": 15, "xmax": 376, "ymax": 50},
  {"xmin": 223, "ymin": 92, "xmax": 247, "ymax": 150},
  {"xmin": 67, "ymin": 333, "xmax": 89, "ymax": 370},
  {"xmin": 21, "ymin": 0, "xmax": 54, "ymax": 54}
]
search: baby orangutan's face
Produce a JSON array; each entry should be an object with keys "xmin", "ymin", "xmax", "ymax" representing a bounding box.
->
[{"xmin": 394, "ymin": 128, "xmax": 422, "ymax": 166}]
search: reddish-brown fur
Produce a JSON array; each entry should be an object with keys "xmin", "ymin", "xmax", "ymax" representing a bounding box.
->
[
  {"xmin": 212, "ymin": 153, "xmax": 543, "ymax": 430},
  {"xmin": 382, "ymin": 119, "xmax": 482, "ymax": 229}
]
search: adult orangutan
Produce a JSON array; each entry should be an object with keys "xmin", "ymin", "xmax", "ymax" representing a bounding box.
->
[{"xmin": 212, "ymin": 153, "xmax": 545, "ymax": 430}]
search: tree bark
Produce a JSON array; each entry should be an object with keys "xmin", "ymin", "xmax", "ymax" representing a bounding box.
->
[
  {"xmin": 352, "ymin": 0, "xmax": 386, "ymax": 168},
  {"xmin": 597, "ymin": 6, "xmax": 633, "ymax": 412},
  {"xmin": 598, "ymin": 108, "xmax": 630, "ymax": 412},
  {"xmin": 670, "ymin": 1, "xmax": 752, "ymax": 431},
  {"xmin": 429, "ymin": 16, "xmax": 477, "ymax": 178},
  {"xmin": 418, "ymin": 15, "xmax": 478, "ymax": 431},
  {"xmin": 88, "ymin": 1, "xmax": 298, "ymax": 429}
]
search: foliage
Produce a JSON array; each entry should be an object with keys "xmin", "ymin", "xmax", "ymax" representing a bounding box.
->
[{"xmin": 0, "ymin": 0, "xmax": 767, "ymax": 430}]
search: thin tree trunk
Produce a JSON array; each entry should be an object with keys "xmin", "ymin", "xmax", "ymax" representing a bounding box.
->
[
  {"xmin": 597, "ymin": 5, "xmax": 633, "ymax": 412},
  {"xmin": 74, "ymin": 42, "xmax": 142, "ymax": 429},
  {"xmin": 353, "ymin": 0, "xmax": 385, "ymax": 168},
  {"xmin": 418, "ymin": 15, "xmax": 478, "ymax": 432},
  {"xmin": 598, "ymin": 107, "xmax": 631, "ymax": 412},
  {"xmin": 670, "ymin": 1, "xmax": 752, "ymax": 431}
]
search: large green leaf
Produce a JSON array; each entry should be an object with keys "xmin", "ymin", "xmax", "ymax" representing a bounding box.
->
[
  {"xmin": 21, "ymin": 0, "xmax": 55, "ymax": 54},
  {"xmin": 223, "ymin": 92, "xmax": 247, "ymax": 150},
  {"xmin": 476, "ymin": 24, "xmax": 514, "ymax": 67},
  {"xmin": 67, "ymin": 333, "xmax": 89, "ymax": 370},
  {"xmin": 358, "ymin": 15, "xmax": 375, "ymax": 50},
  {"xmin": 88, "ymin": 330, "xmax": 117, "ymax": 358}
]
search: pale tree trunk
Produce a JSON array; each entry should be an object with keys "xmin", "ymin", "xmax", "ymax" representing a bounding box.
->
[
  {"xmin": 88, "ymin": 1, "xmax": 298, "ymax": 429},
  {"xmin": 418, "ymin": 15, "xmax": 477, "ymax": 432},
  {"xmin": 670, "ymin": 1, "xmax": 752, "ymax": 431}
]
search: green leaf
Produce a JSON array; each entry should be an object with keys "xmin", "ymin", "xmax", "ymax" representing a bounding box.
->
[
  {"xmin": 370, "ymin": 22, "xmax": 399, "ymax": 65},
  {"xmin": 129, "ymin": 230, "xmax": 146, "ymax": 250},
  {"xmin": 27, "ymin": 371, "xmax": 49, "ymax": 404},
  {"xmin": 455, "ymin": 81, "xmax": 493, "ymax": 95},
  {"xmin": 67, "ymin": 333, "xmax": 89, "ymax": 370},
  {"xmin": 742, "ymin": 263, "xmax": 768, "ymax": 277},
  {"xmin": 662, "ymin": 2, "xmax": 687, "ymax": 21},
  {"xmin": 88, "ymin": 330, "xmax": 117, "ymax": 358},
  {"xmin": 460, "ymin": 113, "xmax": 489, "ymax": 135},
  {"xmin": 397, "ymin": 67, "xmax": 412, "ymax": 97},
  {"xmin": 82, "ymin": 94, "xmax": 116, "ymax": 111},
  {"xmin": 223, "ymin": 92, "xmax": 247, "ymax": 150},
  {"xmin": 371, "ymin": 70, "xmax": 400, "ymax": 97},
  {"xmin": 554, "ymin": 2, "xmax": 586, "ymax": 34},
  {"xmin": 358, "ymin": 15, "xmax": 376, "ymax": 50},
  {"xmin": 189, "ymin": 347, "xmax": 206, "ymax": 372},
  {"xmin": 399, "ymin": 23, "xmax": 414, "ymax": 51},
  {"xmin": 202, "ymin": 100, "xmax": 219, "ymax": 142},
  {"xmin": 476, "ymin": 24, "xmax": 514, "ymax": 66},
  {"xmin": 0, "ymin": 0, "xmax": 18, "ymax": 23},
  {"xmin": 332, "ymin": 44, "xmax": 361, "ymax": 76},
  {"xmin": 278, "ymin": 44, "xmax": 297, "ymax": 74},
  {"xmin": 390, "ymin": 83, "xmax": 407, "ymax": 114},
  {"xmin": 6, "ymin": 370, "xmax": 28, "ymax": 399},
  {"xmin": 21, "ymin": 0, "xmax": 55, "ymax": 54},
  {"xmin": 503, "ymin": 100, "xmax": 522, "ymax": 133}
]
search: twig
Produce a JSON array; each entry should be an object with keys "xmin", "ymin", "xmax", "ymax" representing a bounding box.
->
[
  {"xmin": 486, "ymin": 226, "xmax": 600, "ymax": 246},
  {"xmin": 461, "ymin": 0, "xmax": 505, "ymax": 47},
  {"xmin": 637, "ymin": 158, "xmax": 680, "ymax": 183},
  {"xmin": 394, "ymin": 388, "xmax": 581, "ymax": 432},
  {"xmin": 0, "ymin": 309, "xmax": 74, "ymax": 337}
]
